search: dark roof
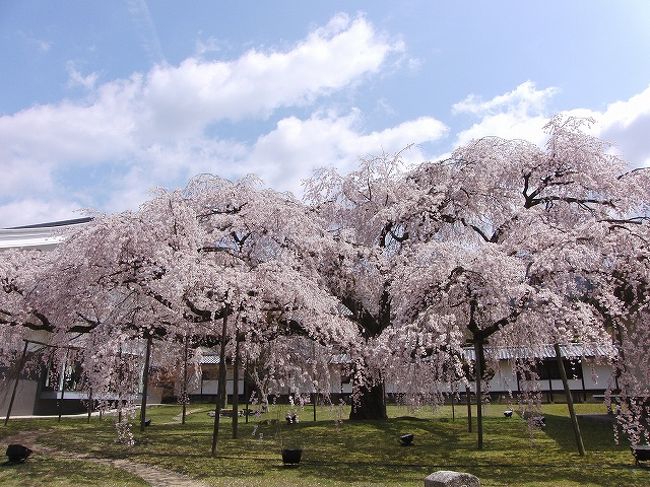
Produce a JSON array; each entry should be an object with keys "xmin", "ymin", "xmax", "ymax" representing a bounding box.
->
[
  {"xmin": 328, "ymin": 343, "xmax": 612, "ymax": 366},
  {"xmin": 464, "ymin": 343, "xmax": 613, "ymax": 361},
  {"xmin": 9, "ymin": 217, "xmax": 93, "ymax": 229}
]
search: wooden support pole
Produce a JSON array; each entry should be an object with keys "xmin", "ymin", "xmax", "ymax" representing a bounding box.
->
[
  {"xmin": 181, "ymin": 334, "xmax": 189, "ymax": 425},
  {"xmin": 244, "ymin": 367, "xmax": 250, "ymax": 424},
  {"xmin": 58, "ymin": 352, "xmax": 68, "ymax": 422},
  {"xmin": 580, "ymin": 363, "xmax": 587, "ymax": 403},
  {"xmin": 554, "ymin": 344, "xmax": 586, "ymax": 456},
  {"xmin": 451, "ymin": 390, "xmax": 455, "ymax": 422},
  {"xmin": 4, "ymin": 340, "xmax": 29, "ymax": 426},
  {"xmin": 465, "ymin": 385, "xmax": 472, "ymax": 432},
  {"xmin": 546, "ymin": 361, "xmax": 554, "ymax": 403},
  {"xmin": 87, "ymin": 388, "xmax": 93, "ymax": 423},
  {"xmin": 211, "ymin": 308, "xmax": 229, "ymax": 456},
  {"xmin": 118, "ymin": 346, "xmax": 123, "ymax": 424},
  {"xmin": 139, "ymin": 337, "xmax": 152, "ymax": 432},
  {"xmin": 474, "ymin": 340, "xmax": 484, "ymax": 450},
  {"xmin": 232, "ymin": 335, "xmax": 240, "ymax": 439}
]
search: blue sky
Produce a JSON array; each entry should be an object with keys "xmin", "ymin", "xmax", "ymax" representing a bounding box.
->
[{"xmin": 1, "ymin": 1, "xmax": 650, "ymax": 226}]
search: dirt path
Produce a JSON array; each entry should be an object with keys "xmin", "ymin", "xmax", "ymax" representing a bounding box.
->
[
  {"xmin": 169, "ymin": 407, "xmax": 209, "ymax": 424},
  {"xmin": 3, "ymin": 430, "xmax": 210, "ymax": 487}
]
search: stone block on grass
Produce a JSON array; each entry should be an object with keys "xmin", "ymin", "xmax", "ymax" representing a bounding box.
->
[{"xmin": 424, "ymin": 470, "xmax": 480, "ymax": 487}]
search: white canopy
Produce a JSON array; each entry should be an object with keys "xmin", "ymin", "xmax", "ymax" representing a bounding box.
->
[{"xmin": 0, "ymin": 218, "xmax": 90, "ymax": 251}]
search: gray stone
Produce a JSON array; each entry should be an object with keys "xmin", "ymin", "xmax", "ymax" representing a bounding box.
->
[{"xmin": 424, "ymin": 470, "xmax": 480, "ymax": 487}]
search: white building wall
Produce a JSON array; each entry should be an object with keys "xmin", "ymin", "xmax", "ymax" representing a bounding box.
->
[
  {"xmin": 486, "ymin": 359, "xmax": 612, "ymax": 394},
  {"xmin": 195, "ymin": 379, "xmax": 244, "ymax": 395},
  {"xmin": 193, "ymin": 357, "xmax": 614, "ymax": 398},
  {"xmin": 382, "ymin": 359, "xmax": 613, "ymax": 395}
]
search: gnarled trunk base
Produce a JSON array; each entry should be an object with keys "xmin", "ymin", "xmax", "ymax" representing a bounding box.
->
[{"xmin": 349, "ymin": 382, "xmax": 387, "ymax": 420}]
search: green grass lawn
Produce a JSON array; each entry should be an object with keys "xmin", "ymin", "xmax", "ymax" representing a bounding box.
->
[
  {"xmin": 0, "ymin": 453, "xmax": 147, "ymax": 487},
  {"xmin": 2, "ymin": 402, "xmax": 649, "ymax": 486}
]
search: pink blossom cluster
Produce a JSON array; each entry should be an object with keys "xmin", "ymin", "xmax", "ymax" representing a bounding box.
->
[{"xmin": 1, "ymin": 116, "xmax": 649, "ymax": 443}]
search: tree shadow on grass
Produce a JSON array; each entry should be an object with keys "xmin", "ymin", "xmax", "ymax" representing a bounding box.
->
[
  {"xmin": 26, "ymin": 415, "xmax": 650, "ymax": 486},
  {"xmin": 543, "ymin": 413, "xmax": 628, "ymax": 453},
  {"xmin": 178, "ymin": 454, "xmax": 650, "ymax": 487}
]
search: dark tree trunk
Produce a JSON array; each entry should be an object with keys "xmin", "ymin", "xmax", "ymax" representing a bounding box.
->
[
  {"xmin": 140, "ymin": 337, "xmax": 152, "ymax": 432},
  {"xmin": 58, "ymin": 352, "xmax": 68, "ymax": 422},
  {"xmin": 344, "ymin": 288, "xmax": 391, "ymax": 421},
  {"xmin": 349, "ymin": 382, "xmax": 387, "ymax": 420},
  {"xmin": 466, "ymin": 385, "xmax": 472, "ymax": 432},
  {"xmin": 87, "ymin": 388, "xmax": 93, "ymax": 423},
  {"xmin": 181, "ymin": 334, "xmax": 189, "ymax": 425},
  {"xmin": 474, "ymin": 340, "xmax": 485, "ymax": 449},
  {"xmin": 211, "ymin": 309, "xmax": 229, "ymax": 456},
  {"xmin": 554, "ymin": 343, "xmax": 585, "ymax": 456},
  {"xmin": 4, "ymin": 340, "xmax": 29, "ymax": 426},
  {"xmin": 231, "ymin": 336, "xmax": 240, "ymax": 439},
  {"xmin": 244, "ymin": 368, "xmax": 249, "ymax": 424},
  {"xmin": 451, "ymin": 392, "xmax": 455, "ymax": 421}
]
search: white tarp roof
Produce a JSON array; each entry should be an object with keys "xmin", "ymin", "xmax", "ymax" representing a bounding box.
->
[
  {"xmin": 0, "ymin": 218, "xmax": 90, "ymax": 251},
  {"xmin": 0, "ymin": 227, "xmax": 64, "ymax": 250}
]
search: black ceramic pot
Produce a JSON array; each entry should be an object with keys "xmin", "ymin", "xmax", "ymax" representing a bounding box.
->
[
  {"xmin": 281, "ymin": 448, "xmax": 303, "ymax": 465},
  {"xmin": 6, "ymin": 444, "xmax": 33, "ymax": 463},
  {"xmin": 400, "ymin": 434, "xmax": 414, "ymax": 446},
  {"xmin": 632, "ymin": 445, "xmax": 650, "ymax": 463}
]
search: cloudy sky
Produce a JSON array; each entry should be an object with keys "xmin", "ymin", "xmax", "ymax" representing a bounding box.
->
[{"xmin": 2, "ymin": 1, "xmax": 650, "ymax": 227}]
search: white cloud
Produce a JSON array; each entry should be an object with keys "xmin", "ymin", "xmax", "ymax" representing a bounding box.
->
[
  {"xmin": 35, "ymin": 39, "xmax": 51, "ymax": 53},
  {"xmin": 452, "ymin": 81, "xmax": 650, "ymax": 168},
  {"xmin": 0, "ymin": 159, "xmax": 55, "ymax": 196},
  {"xmin": 407, "ymin": 57, "xmax": 423, "ymax": 72},
  {"xmin": 455, "ymin": 112, "xmax": 552, "ymax": 148},
  {"xmin": 566, "ymin": 85, "xmax": 650, "ymax": 167},
  {"xmin": 66, "ymin": 62, "xmax": 99, "ymax": 90},
  {"xmin": 59, "ymin": 112, "xmax": 447, "ymax": 216},
  {"xmin": 195, "ymin": 35, "xmax": 221, "ymax": 57},
  {"xmin": 374, "ymin": 98, "xmax": 397, "ymax": 116},
  {"xmin": 141, "ymin": 13, "xmax": 399, "ymax": 133},
  {"xmin": 247, "ymin": 111, "xmax": 448, "ymax": 191},
  {"xmin": 7, "ymin": 6, "xmax": 647, "ymax": 231},
  {"xmin": 0, "ymin": 199, "xmax": 81, "ymax": 228},
  {"xmin": 453, "ymin": 81, "xmax": 559, "ymax": 147},
  {"xmin": 19, "ymin": 31, "xmax": 51, "ymax": 53},
  {"xmin": 0, "ymin": 14, "xmax": 404, "ymax": 226},
  {"xmin": 1, "ymin": 13, "xmax": 398, "ymax": 158},
  {"xmin": 453, "ymin": 81, "xmax": 558, "ymax": 116}
]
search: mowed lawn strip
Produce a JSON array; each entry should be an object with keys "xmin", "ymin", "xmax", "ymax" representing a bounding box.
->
[
  {"xmin": 0, "ymin": 453, "xmax": 148, "ymax": 487},
  {"xmin": 4, "ymin": 403, "xmax": 649, "ymax": 487}
]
